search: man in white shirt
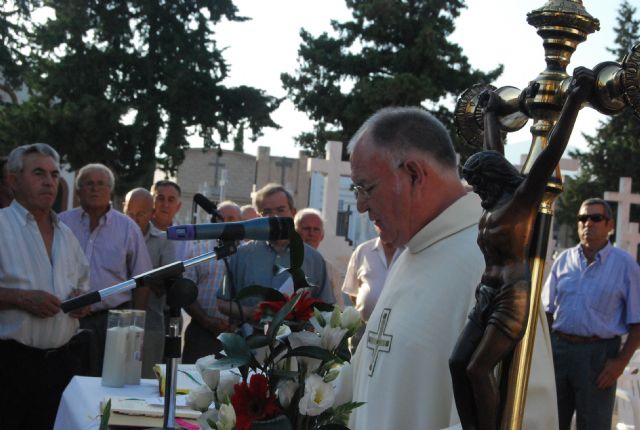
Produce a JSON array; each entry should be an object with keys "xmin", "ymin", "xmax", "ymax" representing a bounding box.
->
[
  {"xmin": 345, "ymin": 107, "xmax": 557, "ymax": 429},
  {"xmin": 0, "ymin": 143, "xmax": 91, "ymax": 429}
]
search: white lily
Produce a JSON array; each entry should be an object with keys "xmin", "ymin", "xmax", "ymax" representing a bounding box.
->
[{"xmin": 298, "ymin": 374, "xmax": 335, "ymax": 416}]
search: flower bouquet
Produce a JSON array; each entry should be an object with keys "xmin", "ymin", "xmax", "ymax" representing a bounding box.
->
[{"xmin": 188, "ymin": 290, "xmax": 363, "ymax": 430}]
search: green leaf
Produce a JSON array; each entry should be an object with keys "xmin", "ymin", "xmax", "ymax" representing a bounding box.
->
[
  {"xmin": 217, "ymin": 332, "xmax": 251, "ymax": 358},
  {"xmin": 207, "ymin": 355, "xmax": 250, "ymax": 370},
  {"xmin": 246, "ymin": 334, "xmax": 271, "ymax": 349},
  {"xmin": 266, "ymin": 292, "xmax": 302, "ymax": 338},
  {"xmin": 235, "ymin": 285, "xmax": 286, "ymax": 302},
  {"xmin": 283, "ymin": 345, "xmax": 336, "ymax": 362},
  {"xmin": 99, "ymin": 399, "xmax": 111, "ymax": 430}
]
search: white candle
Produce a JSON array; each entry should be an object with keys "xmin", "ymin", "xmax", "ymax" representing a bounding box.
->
[{"xmin": 102, "ymin": 326, "xmax": 128, "ymax": 387}]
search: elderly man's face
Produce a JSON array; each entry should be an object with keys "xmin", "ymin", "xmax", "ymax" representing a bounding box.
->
[
  {"xmin": 219, "ymin": 205, "xmax": 241, "ymax": 223},
  {"xmin": 9, "ymin": 153, "xmax": 59, "ymax": 213},
  {"xmin": 296, "ymin": 214, "xmax": 324, "ymax": 249},
  {"xmin": 153, "ymin": 185, "xmax": 182, "ymax": 228},
  {"xmin": 350, "ymin": 137, "xmax": 412, "ymax": 248},
  {"xmin": 77, "ymin": 169, "xmax": 111, "ymax": 211},
  {"xmin": 124, "ymin": 195, "xmax": 153, "ymax": 233}
]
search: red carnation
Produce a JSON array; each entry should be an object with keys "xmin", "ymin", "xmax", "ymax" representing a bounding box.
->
[
  {"xmin": 231, "ymin": 374, "xmax": 282, "ymax": 430},
  {"xmin": 254, "ymin": 291, "xmax": 322, "ymax": 322}
]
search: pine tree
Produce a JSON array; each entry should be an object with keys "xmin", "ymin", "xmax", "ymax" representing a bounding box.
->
[
  {"xmin": 281, "ymin": 0, "xmax": 502, "ymax": 158},
  {"xmin": 555, "ymin": 0, "xmax": 640, "ymax": 240},
  {"xmin": 0, "ymin": 0, "xmax": 279, "ymax": 195}
]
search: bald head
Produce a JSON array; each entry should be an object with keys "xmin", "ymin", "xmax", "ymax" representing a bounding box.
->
[{"xmin": 124, "ymin": 188, "xmax": 154, "ymax": 234}]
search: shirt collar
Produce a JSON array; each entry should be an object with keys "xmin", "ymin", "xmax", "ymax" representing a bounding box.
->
[
  {"xmin": 407, "ymin": 192, "xmax": 482, "ymax": 254},
  {"xmin": 80, "ymin": 205, "xmax": 112, "ymax": 225},
  {"xmin": 578, "ymin": 241, "xmax": 612, "ymax": 263},
  {"xmin": 9, "ymin": 199, "xmax": 60, "ymax": 227}
]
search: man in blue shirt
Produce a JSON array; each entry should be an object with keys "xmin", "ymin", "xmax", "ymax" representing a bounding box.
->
[
  {"xmin": 543, "ymin": 198, "xmax": 640, "ymax": 430},
  {"xmin": 217, "ymin": 183, "xmax": 335, "ymax": 329}
]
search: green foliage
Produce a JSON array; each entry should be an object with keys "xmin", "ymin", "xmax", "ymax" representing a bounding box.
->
[
  {"xmin": 281, "ymin": 0, "xmax": 502, "ymax": 159},
  {"xmin": 0, "ymin": 0, "xmax": 279, "ymax": 195},
  {"xmin": 556, "ymin": 0, "xmax": 640, "ymax": 238}
]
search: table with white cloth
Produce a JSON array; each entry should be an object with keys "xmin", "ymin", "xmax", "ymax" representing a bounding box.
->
[{"xmin": 54, "ymin": 376, "xmax": 160, "ymax": 430}]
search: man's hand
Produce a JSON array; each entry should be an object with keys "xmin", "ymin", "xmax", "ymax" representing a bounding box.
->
[
  {"xmin": 19, "ymin": 290, "xmax": 61, "ymax": 318},
  {"xmin": 596, "ymin": 356, "xmax": 627, "ymax": 389},
  {"xmin": 205, "ymin": 316, "xmax": 237, "ymax": 334}
]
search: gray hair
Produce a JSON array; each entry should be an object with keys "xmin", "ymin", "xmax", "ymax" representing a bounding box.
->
[
  {"xmin": 581, "ymin": 198, "xmax": 613, "ymax": 220},
  {"xmin": 7, "ymin": 143, "xmax": 60, "ymax": 173},
  {"xmin": 75, "ymin": 163, "xmax": 115, "ymax": 191},
  {"xmin": 294, "ymin": 207, "xmax": 325, "ymax": 228},
  {"xmin": 253, "ymin": 183, "xmax": 295, "ymax": 212},
  {"xmin": 347, "ymin": 107, "xmax": 456, "ymax": 169}
]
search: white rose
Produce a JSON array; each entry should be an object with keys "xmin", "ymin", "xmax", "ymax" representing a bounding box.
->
[
  {"xmin": 195, "ymin": 355, "xmax": 221, "ymax": 390},
  {"xmin": 288, "ymin": 331, "xmax": 322, "ymax": 373},
  {"xmin": 187, "ymin": 384, "xmax": 214, "ymax": 412},
  {"xmin": 320, "ymin": 326, "xmax": 348, "ymax": 351},
  {"xmin": 217, "ymin": 403, "xmax": 236, "ymax": 430},
  {"xmin": 298, "ymin": 374, "xmax": 335, "ymax": 416},
  {"xmin": 197, "ymin": 409, "xmax": 218, "ymax": 430},
  {"xmin": 340, "ymin": 307, "xmax": 361, "ymax": 331},
  {"xmin": 216, "ymin": 372, "xmax": 241, "ymax": 403},
  {"xmin": 277, "ymin": 380, "xmax": 299, "ymax": 408}
]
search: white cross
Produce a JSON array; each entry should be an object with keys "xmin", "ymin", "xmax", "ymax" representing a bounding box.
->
[
  {"xmin": 367, "ymin": 308, "xmax": 393, "ymax": 376},
  {"xmin": 604, "ymin": 177, "xmax": 640, "ymax": 259},
  {"xmin": 307, "ymin": 141, "xmax": 351, "ymax": 236}
]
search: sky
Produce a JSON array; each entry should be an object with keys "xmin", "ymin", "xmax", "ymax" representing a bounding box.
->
[{"xmin": 211, "ymin": 0, "xmax": 628, "ymax": 164}]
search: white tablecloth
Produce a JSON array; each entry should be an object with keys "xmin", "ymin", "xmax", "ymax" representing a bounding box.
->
[{"xmin": 53, "ymin": 376, "xmax": 159, "ymax": 430}]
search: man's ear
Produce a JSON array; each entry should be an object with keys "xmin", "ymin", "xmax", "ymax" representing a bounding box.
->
[{"xmin": 402, "ymin": 159, "xmax": 425, "ymax": 185}]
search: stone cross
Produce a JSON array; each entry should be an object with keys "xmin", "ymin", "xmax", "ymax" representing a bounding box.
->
[
  {"xmin": 208, "ymin": 155, "xmax": 225, "ymax": 187},
  {"xmin": 307, "ymin": 141, "xmax": 351, "ymax": 236},
  {"xmin": 275, "ymin": 156, "xmax": 293, "ymax": 186},
  {"xmin": 366, "ymin": 308, "xmax": 393, "ymax": 376},
  {"xmin": 604, "ymin": 177, "xmax": 640, "ymax": 259}
]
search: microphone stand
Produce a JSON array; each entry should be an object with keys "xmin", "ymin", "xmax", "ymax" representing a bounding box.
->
[{"xmin": 60, "ymin": 251, "xmax": 231, "ymax": 430}]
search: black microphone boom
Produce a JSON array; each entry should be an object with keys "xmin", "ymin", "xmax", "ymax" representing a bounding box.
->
[{"xmin": 166, "ymin": 217, "xmax": 293, "ymax": 242}]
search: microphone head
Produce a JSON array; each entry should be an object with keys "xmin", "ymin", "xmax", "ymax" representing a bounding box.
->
[
  {"xmin": 194, "ymin": 193, "xmax": 218, "ymax": 215},
  {"xmin": 267, "ymin": 217, "xmax": 294, "ymax": 241}
]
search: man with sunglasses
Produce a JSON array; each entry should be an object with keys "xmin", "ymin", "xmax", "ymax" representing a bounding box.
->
[{"xmin": 543, "ymin": 198, "xmax": 640, "ymax": 430}]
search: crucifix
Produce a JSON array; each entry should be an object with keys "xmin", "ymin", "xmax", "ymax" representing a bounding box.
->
[
  {"xmin": 208, "ymin": 154, "xmax": 225, "ymax": 187},
  {"xmin": 604, "ymin": 177, "xmax": 640, "ymax": 259},
  {"xmin": 307, "ymin": 141, "xmax": 351, "ymax": 238},
  {"xmin": 453, "ymin": 2, "xmax": 640, "ymax": 428},
  {"xmin": 366, "ymin": 308, "xmax": 393, "ymax": 377},
  {"xmin": 275, "ymin": 156, "xmax": 293, "ymax": 185}
]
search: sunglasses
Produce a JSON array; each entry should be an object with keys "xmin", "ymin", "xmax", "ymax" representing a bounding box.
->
[{"xmin": 577, "ymin": 214, "xmax": 608, "ymax": 223}]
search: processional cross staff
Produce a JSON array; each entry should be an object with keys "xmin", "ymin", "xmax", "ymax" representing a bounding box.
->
[{"xmin": 453, "ymin": 1, "xmax": 640, "ymax": 429}]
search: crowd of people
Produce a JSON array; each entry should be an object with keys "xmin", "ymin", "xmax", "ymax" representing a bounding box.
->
[{"xmin": 1, "ymin": 69, "xmax": 639, "ymax": 430}]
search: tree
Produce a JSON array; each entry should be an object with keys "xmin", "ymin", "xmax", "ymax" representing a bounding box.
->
[
  {"xmin": 281, "ymin": 0, "xmax": 502, "ymax": 159},
  {"xmin": 0, "ymin": 0, "xmax": 280, "ymax": 195},
  {"xmin": 555, "ymin": 0, "xmax": 640, "ymax": 241}
]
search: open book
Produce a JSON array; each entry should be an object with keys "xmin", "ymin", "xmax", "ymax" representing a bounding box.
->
[{"xmin": 101, "ymin": 396, "xmax": 200, "ymax": 427}]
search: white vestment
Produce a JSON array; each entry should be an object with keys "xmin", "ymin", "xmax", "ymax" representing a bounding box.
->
[{"xmin": 348, "ymin": 193, "xmax": 558, "ymax": 430}]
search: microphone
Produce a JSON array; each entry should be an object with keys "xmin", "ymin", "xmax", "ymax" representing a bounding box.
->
[
  {"xmin": 167, "ymin": 217, "xmax": 293, "ymax": 242},
  {"xmin": 194, "ymin": 193, "xmax": 219, "ymax": 215}
]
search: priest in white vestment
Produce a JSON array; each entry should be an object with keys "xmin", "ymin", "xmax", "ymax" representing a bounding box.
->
[{"xmin": 344, "ymin": 107, "xmax": 557, "ymax": 429}]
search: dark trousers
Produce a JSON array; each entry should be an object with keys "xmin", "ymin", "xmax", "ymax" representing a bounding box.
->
[
  {"xmin": 181, "ymin": 319, "xmax": 222, "ymax": 364},
  {"xmin": 552, "ymin": 332, "xmax": 620, "ymax": 430},
  {"xmin": 0, "ymin": 332, "xmax": 90, "ymax": 430}
]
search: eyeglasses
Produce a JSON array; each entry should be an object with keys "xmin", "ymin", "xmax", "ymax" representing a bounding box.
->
[
  {"xmin": 577, "ymin": 214, "xmax": 608, "ymax": 223},
  {"xmin": 351, "ymin": 182, "xmax": 379, "ymax": 201},
  {"xmin": 259, "ymin": 206, "xmax": 291, "ymax": 217},
  {"xmin": 81, "ymin": 180, "xmax": 109, "ymax": 189}
]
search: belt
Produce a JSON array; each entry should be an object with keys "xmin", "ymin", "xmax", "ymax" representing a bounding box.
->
[{"xmin": 554, "ymin": 331, "xmax": 615, "ymax": 344}]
